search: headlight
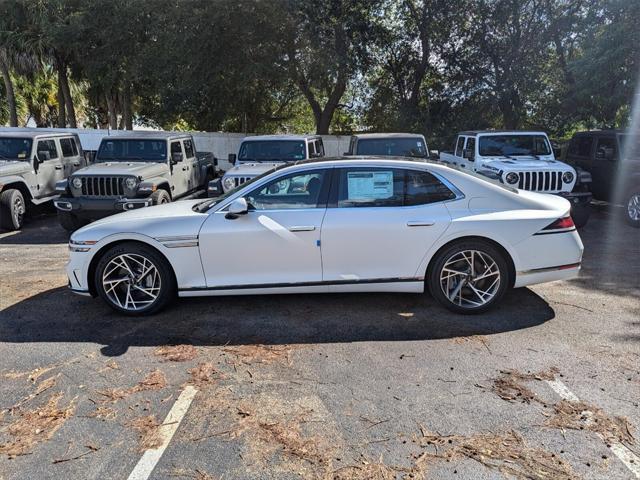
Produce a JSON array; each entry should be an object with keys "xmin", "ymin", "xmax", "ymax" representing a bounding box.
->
[
  {"xmin": 71, "ymin": 177, "xmax": 82, "ymax": 189},
  {"xmin": 222, "ymin": 177, "xmax": 236, "ymax": 191},
  {"xmin": 125, "ymin": 177, "xmax": 138, "ymax": 190},
  {"xmin": 562, "ymin": 171, "xmax": 574, "ymax": 183},
  {"xmin": 505, "ymin": 172, "xmax": 519, "ymax": 184}
]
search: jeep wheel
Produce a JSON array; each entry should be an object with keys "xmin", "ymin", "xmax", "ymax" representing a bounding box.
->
[
  {"xmin": 94, "ymin": 242, "xmax": 176, "ymax": 315},
  {"xmin": 150, "ymin": 190, "xmax": 171, "ymax": 205},
  {"xmin": 58, "ymin": 210, "xmax": 88, "ymax": 232},
  {"xmin": 625, "ymin": 188, "xmax": 640, "ymax": 228},
  {"xmin": 427, "ymin": 240, "xmax": 509, "ymax": 314},
  {"xmin": 0, "ymin": 189, "xmax": 26, "ymax": 231}
]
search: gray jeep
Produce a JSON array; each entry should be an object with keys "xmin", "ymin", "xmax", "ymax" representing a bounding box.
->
[
  {"xmin": 0, "ymin": 131, "xmax": 84, "ymax": 230},
  {"xmin": 55, "ymin": 133, "xmax": 217, "ymax": 231},
  {"xmin": 344, "ymin": 133, "xmax": 433, "ymax": 159}
]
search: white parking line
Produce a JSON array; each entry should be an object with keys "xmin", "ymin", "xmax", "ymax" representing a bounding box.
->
[
  {"xmin": 127, "ymin": 386, "xmax": 198, "ymax": 480},
  {"xmin": 545, "ymin": 379, "xmax": 640, "ymax": 478}
]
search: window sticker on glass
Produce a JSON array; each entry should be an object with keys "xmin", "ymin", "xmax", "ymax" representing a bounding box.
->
[{"xmin": 347, "ymin": 171, "xmax": 394, "ymax": 200}]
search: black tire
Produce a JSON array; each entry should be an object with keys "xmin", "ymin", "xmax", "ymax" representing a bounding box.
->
[
  {"xmin": 427, "ymin": 239, "xmax": 510, "ymax": 314},
  {"xmin": 150, "ymin": 189, "xmax": 171, "ymax": 205},
  {"xmin": 571, "ymin": 203, "xmax": 591, "ymax": 229},
  {"xmin": 94, "ymin": 242, "xmax": 176, "ymax": 316},
  {"xmin": 58, "ymin": 210, "xmax": 87, "ymax": 232},
  {"xmin": 0, "ymin": 189, "xmax": 26, "ymax": 231},
  {"xmin": 624, "ymin": 187, "xmax": 640, "ymax": 228}
]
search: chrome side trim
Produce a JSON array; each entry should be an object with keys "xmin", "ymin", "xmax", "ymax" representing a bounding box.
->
[
  {"xmin": 518, "ymin": 262, "xmax": 581, "ymax": 275},
  {"xmin": 154, "ymin": 235, "xmax": 198, "ymax": 242},
  {"xmin": 163, "ymin": 241, "xmax": 199, "ymax": 248}
]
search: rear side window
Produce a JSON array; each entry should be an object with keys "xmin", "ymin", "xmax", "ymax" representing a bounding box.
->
[
  {"xmin": 184, "ymin": 139, "xmax": 195, "ymax": 159},
  {"xmin": 466, "ymin": 137, "xmax": 475, "ymax": 155},
  {"xmin": 455, "ymin": 137, "xmax": 465, "ymax": 156},
  {"xmin": 568, "ymin": 136, "xmax": 593, "ymax": 157},
  {"xmin": 60, "ymin": 138, "xmax": 78, "ymax": 157},
  {"xmin": 337, "ymin": 168, "xmax": 456, "ymax": 208},
  {"xmin": 36, "ymin": 139, "xmax": 58, "ymax": 160},
  {"xmin": 595, "ymin": 137, "xmax": 616, "ymax": 161}
]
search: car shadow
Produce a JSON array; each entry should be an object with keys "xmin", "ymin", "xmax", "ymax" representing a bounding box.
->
[
  {"xmin": 0, "ymin": 286, "xmax": 555, "ymax": 356},
  {"xmin": 0, "ymin": 213, "xmax": 69, "ymax": 245}
]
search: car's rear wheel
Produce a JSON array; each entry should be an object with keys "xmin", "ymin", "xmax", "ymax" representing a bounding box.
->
[
  {"xmin": 94, "ymin": 242, "xmax": 176, "ymax": 315},
  {"xmin": 0, "ymin": 188, "xmax": 26, "ymax": 231},
  {"xmin": 427, "ymin": 240, "xmax": 510, "ymax": 314},
  {"xmin": 625, "ymin": 188, "xmax": 640, "ymax": 228}
]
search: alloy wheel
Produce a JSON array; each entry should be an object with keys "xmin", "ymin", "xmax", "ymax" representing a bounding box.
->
[
  {"xmin": 101, "ymin": 253, "xmax": 161, "ymax": 311},
  {"xmin": 628, "ymin": 193, "xmax": 640, "ymax": 221},
  {"xmin": 439, "ymin": 249, "xmax": 501, "ymax": 308}
]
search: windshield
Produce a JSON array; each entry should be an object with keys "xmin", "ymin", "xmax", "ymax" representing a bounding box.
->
[
  {"xmin": 478, "ymin": 135, "xmax": 551, "ymax": 157},
  {"xmin": 193, "ymin": 167, "xmax": 279, "ymax": 213},
  {"xmin": 0, "ymin": 138, "xmax": 32, "ymax": 160},
  {"xmin": 238, "ymin": 140, "xmax": 306, "ymax": 162},
  {"xmin": 355, "ymin": 138, "xmax": 427, "ymax": 157},
  {"xmin": 97, "ymin": 139, "xmax": 167, "ymax": 162}
]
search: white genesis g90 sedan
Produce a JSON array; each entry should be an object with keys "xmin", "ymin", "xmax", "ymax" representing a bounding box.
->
[{"xmin": 66, "ymin": 158, "xmax": 583, "ymax": 315}]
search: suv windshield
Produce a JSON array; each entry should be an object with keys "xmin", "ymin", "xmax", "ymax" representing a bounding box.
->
[
  {"xmin": 478, "ymin": 135, "xmax": 551, "ymax": 157},
  {"xmin": 97, "ymin": 139, "xmax": 167, "ymax": 162},
  {"xmin": 238, "ymin": 140, "xmax": 306, "ymax": 162},
  {"xmin": 0, "ymin": 138, "xmax": 32, "ymax": 160},
  {"xmin": 356, "ymin": 138, "xmax": 427, "ymax": 157}
]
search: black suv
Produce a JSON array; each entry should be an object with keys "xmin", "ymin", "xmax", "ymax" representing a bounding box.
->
[{"xmin": 564, "ymin": 130, "xmax": 640, "ymax": 227}]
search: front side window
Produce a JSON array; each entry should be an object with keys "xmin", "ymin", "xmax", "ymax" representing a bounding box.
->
[
  {"xmin": 595, "ymin": 138, "xmax": 616, "ymax": 161},
  {"xmin": 466, "ymin": 137, "xmax": 476, "ymax": 155},
  {"xmin": 245, "ymin": 170, "xmax": 327, "ymax": 210},
  {"xmin": 238, "ymin": 140, "xmax": 306, "ymax": 162},
  {"xmin": 60, "ymin": 138, "xmax": 78, "ymax": 157},
  {"xmin": 0, "ymin": 138, "xmax": 32, "ymax": 160},
  {"xmin": 455, "ymin": 137, "xmax": 466, "ymax": 156},
  {"xmin": 316, "ymin": 139, "xmax": 325, "ymax": 156},
  {"xmin": 36, "ymin": 139, "xmax": 58, "ymax": 160},
  {"xmin": 356, "ymin": 138, "xmax": 427, "ymax": 158},
  {"xmin": 184, "ymin": 139, "xmax": 195, "ymax": 159},
  {"xmin": 479, "ymin": 135, "xmax": 551, "ymax": 156},
  {"xmin": 98, "ymin": 140, "xmax": 167, "ymax": 162}
]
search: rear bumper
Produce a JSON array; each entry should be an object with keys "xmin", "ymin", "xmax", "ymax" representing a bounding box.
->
[
  {"xmin": 514, "ymin": 263, "xmax": 581, "ymax": 288},
  {"xmin": 54, "ymin": 196, "xmax": 152, "ymax": 219}
]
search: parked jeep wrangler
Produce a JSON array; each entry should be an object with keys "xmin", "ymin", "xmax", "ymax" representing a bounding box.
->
[
  {"xmin": 55, "ymin": 133, "xmax": 217, "ymax": 231},
  {"xmin": 344, "ymin": 133, "xmax": 431, "ymax": 159},
  {"xmin": 564, "ymin": 129, "xmax": 640, "ymax": 227},
  {"xmin": 210, "ymin": 135, "xmax": 324, "ymax": 196},
  {"xmin": 0, "ymin": 131, "xmax": 84, "ymax": 230},
  {"xmin": 440, "ymin": 130, "xmax": 593, "ymax": 227}
]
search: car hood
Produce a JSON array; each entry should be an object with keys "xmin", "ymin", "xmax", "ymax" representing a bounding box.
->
[
  {"xmin": 72, "ymin": 199, "xmax": 208, "ymax": 242},
  {"xmin": 73, "ymin": 161, "xmax": 168, "ymax": 177},
  {"xmin": 480, "ymin": 157, "xmax": 572, "ymax": 172},
  {"xmin": 226, "ymin": 162, "xmax": 284, "ymax": 176},
  {"xmin": 0, "ymin": 159, "xmax": 30, "ymax": 176}
]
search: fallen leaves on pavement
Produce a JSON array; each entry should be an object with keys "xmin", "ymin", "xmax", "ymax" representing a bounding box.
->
[
  {"xmin": 223, "ymin": 344, "xmax": 295, "ymax": 366},
  {"xmin": 154, "ymin": 345, "xmax": 199, "ymax": 362},
  {"xmin": 95, "ymin": 369, "xmax": 167, "ymax": 403},
  {"xmin": 128, "ymin": 415, "xmax": 162, "ymax": 451}
]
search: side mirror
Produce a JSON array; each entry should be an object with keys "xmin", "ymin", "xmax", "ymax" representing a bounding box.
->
[
  {"xmin": 171, "ymin": 152, "xmax": 183, "ymax": 164},
  {"xmin": 228, "ymin": 153, "xmax": 237, "ymax": 166},
  {"xmin": 225, "ymin": 197, "xmax": 248, "ymax": 219},
  {"xmin": 463, "ymin": 148, "xmax": 475, "ymax": 161},
  {"xmin": 604, "ymin": 149, "xmax": 615, "ymax": 161},
  {"xmin": 207, "ymin": 178, "xmax": 222, "ymax": 198},
  {"xmin": 38, "ymin": 150, "xmax": 51, "ymax": 161}
]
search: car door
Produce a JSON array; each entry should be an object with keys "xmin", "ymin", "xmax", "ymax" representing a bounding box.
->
[
  {"xmin": 183, "ymin": 139, "xmax": 200, "ymax": 189},
  {"xmin": 198, "ymin": 168, "xmax": 330, "ymax": 288},
  {"xmin": 34, "ymin": 138, "xmax": 64, "ymax": 198},
  {"xmin": 320, "ymin": 166, "xmax": 454, "ymax": 285},
  {"xmin": 170, "ymin": 140, "xmax": 190, "ymax": 196}
]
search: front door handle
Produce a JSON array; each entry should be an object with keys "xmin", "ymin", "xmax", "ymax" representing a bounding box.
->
[
  {"xmin": 182, "ymin": 166, "xmax": 189, "ymax": 171},
  {"xmin": 55, "ymin": 165, "xmax": 63, "ymax": 170},
  {"xmin": 407, "ymin": 221, "xmax": 435, "ymax": 227},
  {"xmin": 288, "ymin": 226, "xmax": 316, "ymax": 232}
]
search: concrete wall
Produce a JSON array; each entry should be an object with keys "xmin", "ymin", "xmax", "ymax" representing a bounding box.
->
[{"xmin": 0, "ymin": 127, "xmax": 352, "ymax": 170}]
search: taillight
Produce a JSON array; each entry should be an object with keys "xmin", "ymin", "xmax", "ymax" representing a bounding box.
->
[{"xmin": 542, "ymin": 216, "xmax": 575, "ymax": 231}]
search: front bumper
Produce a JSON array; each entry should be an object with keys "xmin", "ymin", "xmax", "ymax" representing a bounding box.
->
[
  {"xmin": 554, "ymin": 191, "xmax": 592, "ymax": 206},
  {"xmin": 54, "ymin": 195, "xmax": 152, "ymax": 219}
]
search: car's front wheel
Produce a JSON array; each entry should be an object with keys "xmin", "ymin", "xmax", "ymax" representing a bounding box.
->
[
  {"xmin": 427, "ymin": 240, "xmax": 510, "ymax": 314},
  {"xmin": 0, "ymin": 188, "xmax": 26, "ymax": 231},
  {"xmin": 94, "ymin": 242, "xmax": 176, "ymax": 315},
  {"xmin": 150, "ymin": 190, "xmax": 171, "ymax": 205},
  {"xmin": 625, "ymin": 188, "xmax": 640, "ymax": 228}
]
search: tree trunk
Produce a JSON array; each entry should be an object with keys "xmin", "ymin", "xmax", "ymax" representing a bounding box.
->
[
  {"xmin": 57, "ymin": 69, "xmax": 66, "ymax": 128},
  {"xmin": 55, "ymin": 54, "xmax": 77, "ymax": 128},
  {"xmin": 106, "ymin": 92, "xmax": 118, "ymax": 130},
  {"xmin": 0, "ymin": 56, "xmax": 18, "ymax": 127},
  {"xmin": 122, "ymin": 82, "xmax": 133, "ymax": 130}
]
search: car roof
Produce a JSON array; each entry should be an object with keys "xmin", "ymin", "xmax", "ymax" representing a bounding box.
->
[
  {"xmin": 352, "ymin": 132, "xmax": 425, "ymax": 139},
  {"xmin": 0, "ymin": 129, "xmax": 79, "ymax": 140},
  {"xmin": 98, "ymin": 132, "xmax": 191, "ymax": 141},
  {"xmin": 282, "ymin": 156, "xmax": 445, "ymax": 170},
  {"xmin": 573, "ymin": 129, "xmax": 625, "ymax": 136},
  {"xmin": 459, "ymin": 130, "xmax": 548, "ymax": 136},
  {"xmin": 242, "ymin": 134, "xmax": 321, "ymax": 142}
]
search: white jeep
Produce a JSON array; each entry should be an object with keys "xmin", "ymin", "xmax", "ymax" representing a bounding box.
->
[{"xmin": 440, "ymin": 130, "xmax": 592, "ymax": 226}]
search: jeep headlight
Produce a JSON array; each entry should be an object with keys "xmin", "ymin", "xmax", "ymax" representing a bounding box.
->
[
  {"xmin": 71, "ymin": 177, "xmax": 82, "ymax": 189},
  {"xmin": 124, "ymin": 177, "xmax": 138, "ymax": 190},
  {"xmin": 505, "ymin": 172, "xmax": 519, "ymax": 184},
  {"xmin": 222, "ymin": 176, "xmax": 236, "ymax": 191},
  {"xmin": 562, "ymin": 171, "xmax": 574, "ymax": 183}
]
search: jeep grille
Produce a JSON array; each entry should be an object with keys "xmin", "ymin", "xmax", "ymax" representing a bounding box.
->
[
  {"xmin": 78, "ymin": 176, "xmax": 126, "ymax": 196},
  {"xmin": 232, "ymin": 176, "xmax": 253, "ymax": 187},
  {"xmin": 516, "ymin": 171, "xmax": 564, "ymax": 192}
]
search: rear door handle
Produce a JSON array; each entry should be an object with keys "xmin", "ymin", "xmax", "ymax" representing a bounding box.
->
[
  {"xmin": 407, "ymin": 221, "xmax": 435, "ymax": 227},
  {"xmin": 288, "ymin": 226, "xmax": 316, "ymax": 232}
]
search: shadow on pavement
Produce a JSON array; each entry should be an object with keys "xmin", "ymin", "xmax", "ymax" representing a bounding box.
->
[
  {"xmin": 0, "ymin": 286, "xmax": 555, "ymax": 356},
  {"xmin": 0, "ymin": 213, "xmax": 69, "ymax": 245}
]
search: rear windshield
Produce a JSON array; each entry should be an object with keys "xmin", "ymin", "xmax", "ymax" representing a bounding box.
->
[
  {"xmin": 0, "ymin": 138, "xmax": 32, "ymax": 160},
  {"xmin": 239, "ymin": 140, "xmax": 306, "ymax": 162},
  {"xmin": 356, "ymin": 138, "xmax": 427, "ymax": 157},
  {"xmin": 478, "ymin": 135, "xmax": 551, "ymax": 156},
  {"xmin": 97, "ymin": 139, "xmax": 167, "ymax": 162}
]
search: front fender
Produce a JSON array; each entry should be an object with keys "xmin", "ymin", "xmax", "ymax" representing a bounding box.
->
[{"xmin": 0, "ymin": 176, "xmax": 31, "ymax": 196}]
